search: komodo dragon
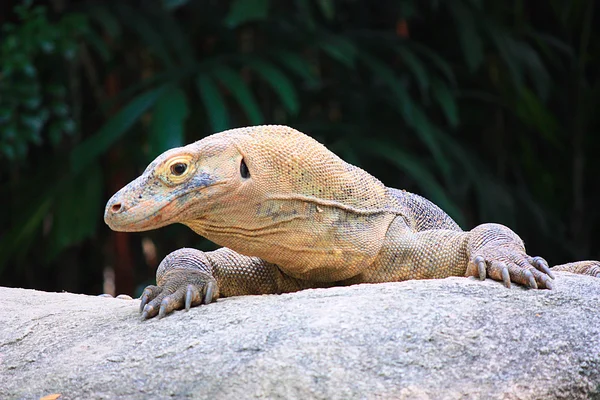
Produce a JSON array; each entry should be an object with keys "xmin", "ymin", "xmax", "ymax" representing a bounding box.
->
[{"xmin": 104, "ymin": 125, "xmax": 600, "ymax": 319}]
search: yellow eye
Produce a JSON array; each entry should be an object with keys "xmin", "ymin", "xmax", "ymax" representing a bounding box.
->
[
  {"xmin": 170, "ymin": 162, "xmax": 187, "ymax": 176},
  {"xmin": 161, "ymin": 155, "xmax": 194, "ymax": 185}
]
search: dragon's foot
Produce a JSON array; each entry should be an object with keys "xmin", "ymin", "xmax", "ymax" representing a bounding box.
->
[
  {"xmin": 466, "ymin": 223, "xmax": 555, "ymax": 289},
  {"xmin": 552, "ymin": 261, "xmax": 600, "ymax": 277},
  {"xmin": 466, "ymin": 252, "xmax": 554, "ymax": 289},
  {"xmin": 139, "ymin": 269, "xmax": 218, "ymax": 320}
]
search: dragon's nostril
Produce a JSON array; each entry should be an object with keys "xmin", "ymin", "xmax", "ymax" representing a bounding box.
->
[{"xmin": 111, "ymin": 203, "xmax": 123, "ymax": 213}]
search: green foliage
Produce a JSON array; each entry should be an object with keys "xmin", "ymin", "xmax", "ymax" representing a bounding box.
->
[
  {"xmin": 225, "ymin": 0, "xmax": 270, "ymax": 27},
  {"xmin": 48, "ymin": 165, "xmax": 103, "ymax": 259},
  {"xmin": 247, "ymin": 59, "xmax": 300, "ymax": 116},
  {"xmin": 1, "ymin": 0, "xmax": 599, "ymax": 294},
  {"xmin": 0, "ymin": 1, "xmax": 87, "ymax": 160},
  {"xmin": 212, "ymin": 67, "xmax": 264, "ymax": 125},
  {"xmin": 71, "ymin": 86, "xmax": 168, "ymax": 171},
  {"xmin": 149, "ymin": 86, "xmax": 189, "ymax": 157},
  {"xmin": 196, "ymin": 74, "xmax": 230, "ymax": 132}
]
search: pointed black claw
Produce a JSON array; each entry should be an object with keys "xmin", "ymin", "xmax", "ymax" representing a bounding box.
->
[
  {"xmin": 204, "ymin": 281, "xmax": 215, "ymax": 304},
  {"xmin": 474, "ymin": 256, "xmax": 486, "ymax": 281},
  {"xmin": 501, "ymin": 266, "xmax": 511, "ymax": 288},
  {"xmin": 532, "ymin": 256, "xmax": 555, "ymax": 279}
]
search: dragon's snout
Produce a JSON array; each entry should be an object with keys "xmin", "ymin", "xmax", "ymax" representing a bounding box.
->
[
  {"xmin": 107, "ymin": 198, "xmax": 125, "ymax": 215},
  {"xmin": 104, "ymin": 192, "xmax": 129, "ymax": 229}
]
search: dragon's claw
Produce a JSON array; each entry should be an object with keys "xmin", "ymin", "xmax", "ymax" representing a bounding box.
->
[
  {"xmin": 531, "ymin": 256, "xmax": 555, "ymax": 279},
  {"xmin": 468, "ymin": 251, "xmax": 554, "ymax": 289},
  {"xmin": 473, "ymin": 255, "xmax": 486, "ymax": 281},
  {"xmin": 499, "ymin": 263, "xmax": 511, "ymax": 288},
  {"xmin": 185, "ymin": 285, "xmax": 201, "ymax": 311},
  {"xmin": 138, "ymin": 269, "xmax": 218, "ymax": 320},
  {"xmin": 141, "ymin": 304, "xmax": 156, "ymax": 320},
  {"xmin": 139, "ymin": 285, "xmax": 160, "ymax": 313}
]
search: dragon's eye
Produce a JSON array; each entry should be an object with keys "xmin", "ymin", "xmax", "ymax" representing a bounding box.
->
[
  {"xmin": 240, "ymin": 158, "xmax": 250, "ymax": 179},
  {"xmin": 171, "ymin": 162, "xmax": 187, "ymax": 176}
]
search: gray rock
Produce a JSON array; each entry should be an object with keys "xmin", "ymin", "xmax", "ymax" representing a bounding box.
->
[{"xmin": 1, "ymin": 272, "xmax": 599, "ymax": 400}]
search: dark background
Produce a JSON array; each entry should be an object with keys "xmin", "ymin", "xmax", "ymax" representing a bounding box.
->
[{"xmin": 1, "ymin": 0, "xmax": 598, "ymax": 297}]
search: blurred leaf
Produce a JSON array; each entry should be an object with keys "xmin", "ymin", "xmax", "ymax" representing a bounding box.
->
[
  {"xmin": 408, "ymin": 42, "xmax": 456, "ymax": 86},
  {"xmin": 196, "ymin": 74, "xmax": 229, "ymax": 132},
  {"xmin": 360, "ymin": 53, "xmax": 413, "ymax": 122},
  {"xmin": 115, "ymin": 4, "xmax": 174, "ymax": 68},
  {"xmin": 396, "ymin": 46, "xmax": 429, "ymax": 99},
  {"xmin": 48, "ymin": 165, "xmax": 103, "ymax": 259},
  {"xmin": 154, "ymin": 9, "xmax": 196, "ymax": 68},
  {"xmin": 527, "ymin": 31, "xmax": 574, "ymax": 58},
  {"xmin": 515, "ymin": 88, "xmax": 559, "ymax": 146},
  {"xmin": 87, "ymin": 5, "xmax": 121, "ymax": 38},
  {"xmin": 318, "ymin": 35, "xmax": 358, "ymax": 68},
  {"xmin": 316, "ymin": 0, "xmax": 335, "ymax": 20},
  {"xmin": 437, "ymin": 131, "xmax": 514, "ymax": 224},
  {"xmin": 448, "ymin": 1, "xmax": 484, "ymax": 72},
  {"xmin": 225, "ymin": 0, "xmax": 270, "ymax": 28},
  {"xmin": 247, "ymin": 59, "xmax": 300, "ymax": 115},
  {"xmin": 510, "ymin": 40, "xmax": 551, "ymax": 100},
  {"xmin": 83, "ymin": 31, "xmax": 110, "ymax": 62},
  {"xmin": 432, "ymin": 78, "xmax": 459, "ymax": 127},
  {"xmin": 149, "ymin": 86, "xmax": 189, "ymax": 157},
  {"xmin": 409, "ymin": 105, "xmax": 452, "ymax": 179},
  {"xmin": 272, "ymin": 50, "xmax": 319, "ymax": 87},
  {"xmin": 486, "ymin": 26, "xmax": 524, "ymax": 87},
  {"xmin": 361, "ymin": 53, "xmax": 451, "ymax": 178},
  {"xmin": 71, "ymin": 85, "xmax": 167, "ymax": 172},
  {"xmin": 212, "ymin": 67, "xmax": 264, "ymax": 125}
]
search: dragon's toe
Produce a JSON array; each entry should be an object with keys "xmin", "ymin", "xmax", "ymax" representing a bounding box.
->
[
  {"xmin": 467, "ymin": 251, "xmax": 554, "ymax": 289},
  {"xmin": 139, "ymin": 269, "xmax": 218, "ymax": 320}
]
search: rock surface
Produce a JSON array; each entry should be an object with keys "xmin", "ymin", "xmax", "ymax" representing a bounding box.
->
[{"xmin": 1, "ymin": 273, "xmax": 600, "ymax": 400}]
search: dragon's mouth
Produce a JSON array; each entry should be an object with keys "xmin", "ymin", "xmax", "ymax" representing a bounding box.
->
[
  {"xmin": 104, "ymin": 176, "xmax": 227, "ymax": 232},
  {"xmin": 104, "ymin": 195, "xmax": 180, "ymax": 232}
]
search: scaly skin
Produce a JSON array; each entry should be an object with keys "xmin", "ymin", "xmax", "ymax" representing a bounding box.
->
[{"xmin": 104, "ymin": 125, "xmax": 600, "ymax": 319}]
